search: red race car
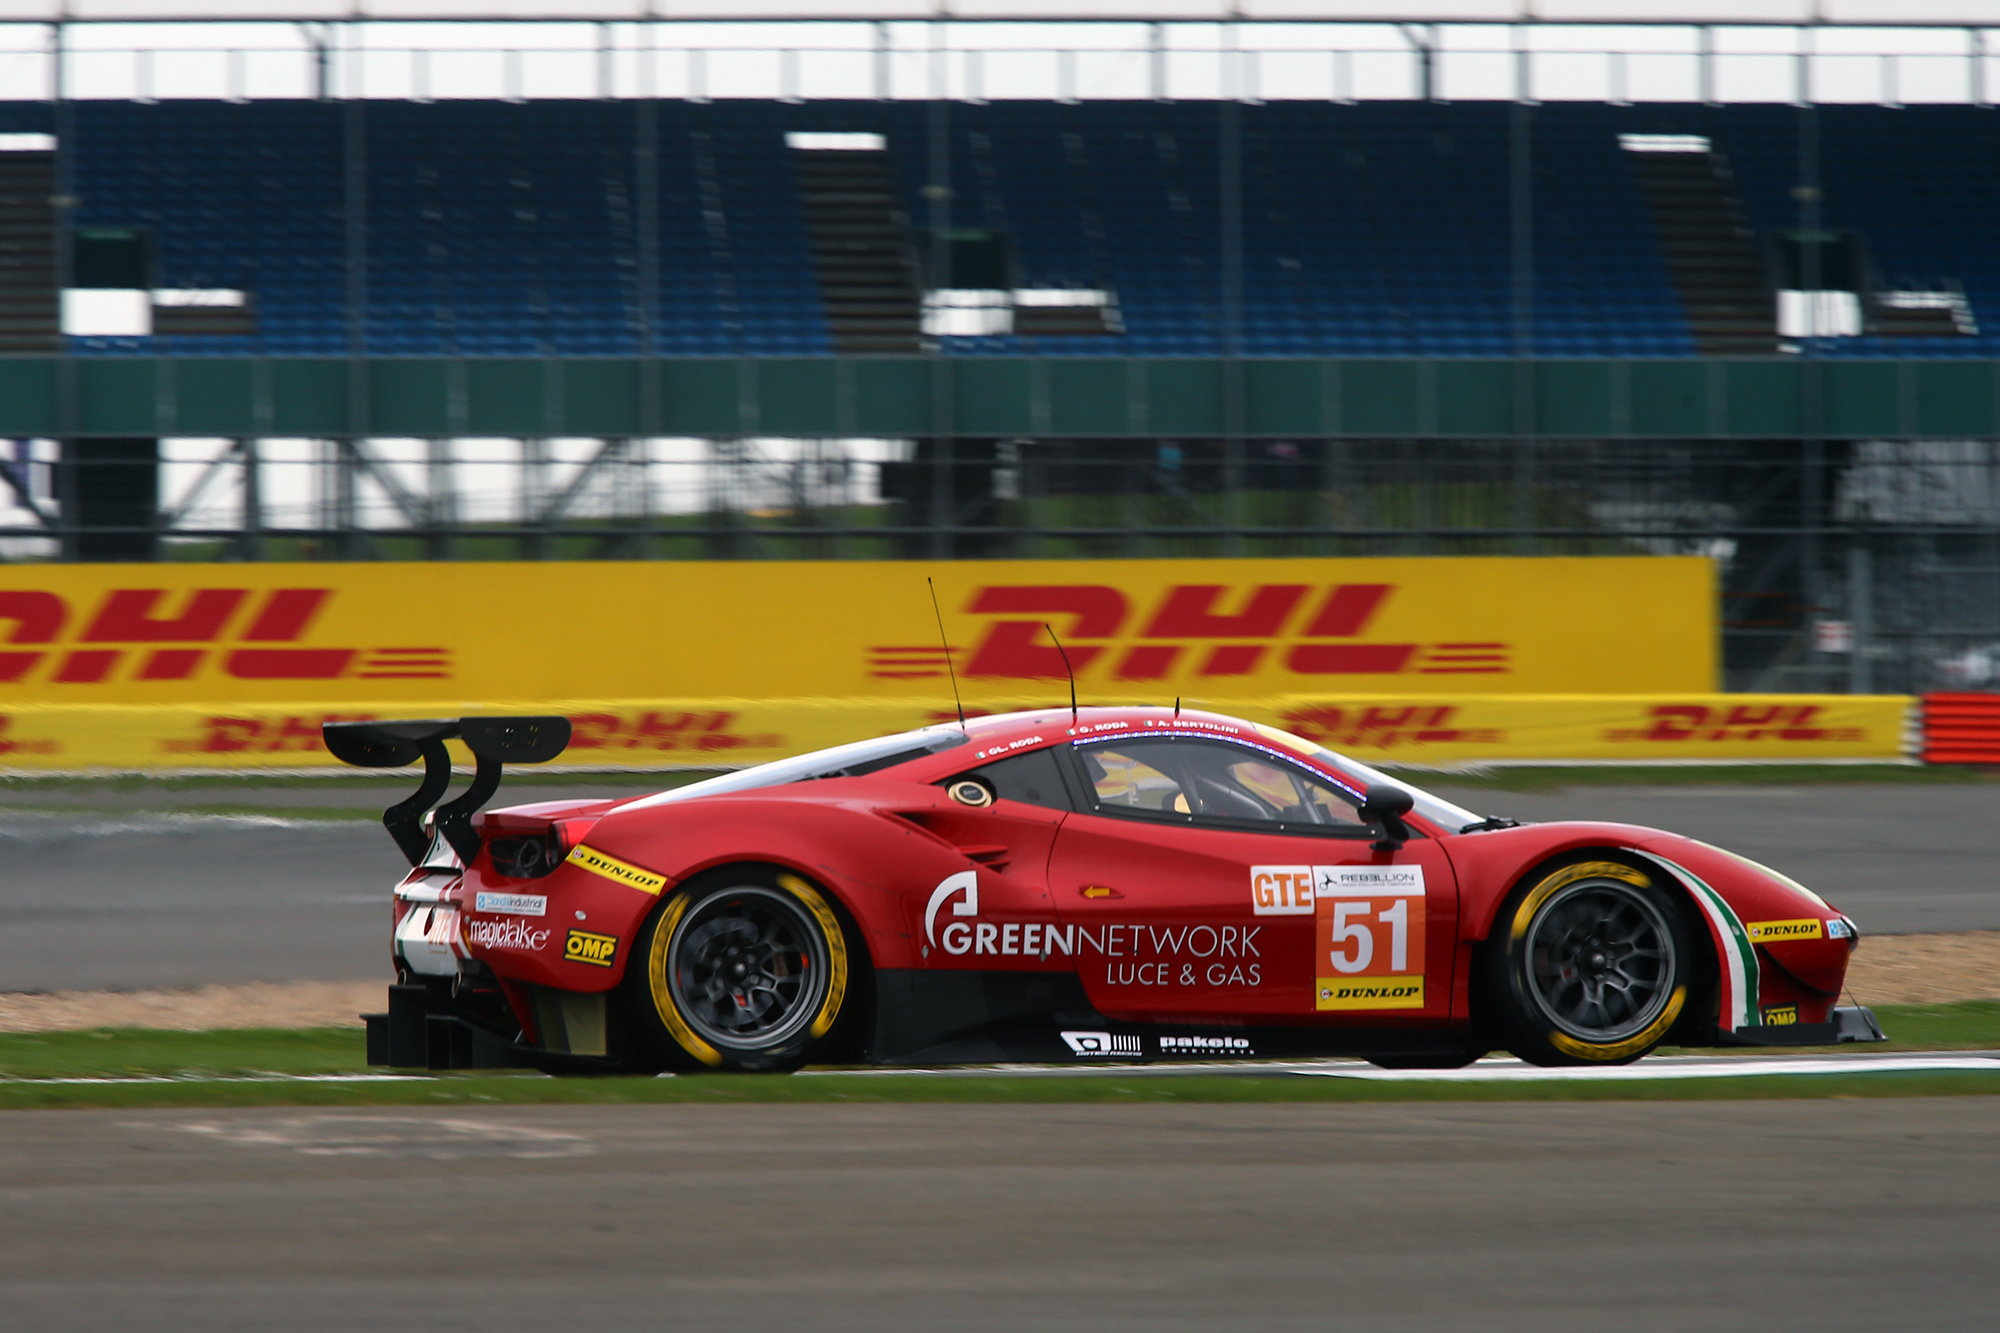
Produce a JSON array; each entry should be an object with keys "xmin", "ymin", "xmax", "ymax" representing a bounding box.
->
[{"xmin": 327, "ymin": 708, "xmax": 1882, "ymax": 1073}]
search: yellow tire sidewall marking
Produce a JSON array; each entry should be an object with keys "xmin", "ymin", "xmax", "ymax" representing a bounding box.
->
[
  {"xmin": 1548, "ymin": 984, "xmax": 1687, "ymax": 1062},
  {"xmin": 1509, "ymin": 860, "xmax": 1651, "ymax": 940},
  {"xmin": 777, "ymin": 872, "xmax": 850, "ymax": 1041},
  {"xmin": 648, "ymin": 892, "xmax": 722, "ymax": 1068}
]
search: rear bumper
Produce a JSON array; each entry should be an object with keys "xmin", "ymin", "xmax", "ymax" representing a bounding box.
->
[{"xmin": 1722, "ymin": 1005, "xmax": 1886, "ymax": 1047}]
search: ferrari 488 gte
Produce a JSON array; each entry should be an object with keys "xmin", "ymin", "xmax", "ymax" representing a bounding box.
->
[{"xmin": 328, "ymin": 708, "xmax": 1881, "ymax": 1073}]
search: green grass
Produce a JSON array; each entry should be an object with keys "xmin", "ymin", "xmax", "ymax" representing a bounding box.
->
[{"xmin": 0, "ymin": 1000, "xmax": 1990, "ymax": 1110}]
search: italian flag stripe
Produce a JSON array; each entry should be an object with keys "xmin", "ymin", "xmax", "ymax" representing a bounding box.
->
[{"xmin": 1623, "ymin": 848, "xmax": 1760, "ymax": 1032}]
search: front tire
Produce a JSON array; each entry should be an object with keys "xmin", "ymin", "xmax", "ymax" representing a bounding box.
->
[
  {"xmin": 1484, "ymin": 858, "xmax": 1693, "ymax": 1067},
  {"xmin": 620, "ymin": 867, "xmax": 852, "ymax": 1073}
]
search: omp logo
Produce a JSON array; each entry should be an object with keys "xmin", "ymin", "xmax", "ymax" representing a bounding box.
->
[
  {"xmin": 0, "ymin": 587, "xmax": 452, "ymax": 687},
  {"xmin": 941, "ymin": 584, "xmax": 1511, "ymax": 682},
  {"xmin": 1762, "ymin": 1006, "xmax": 1800, "ymax": 1026},
  {"xmin": 1603, "ymin": 705, "xmax": 1864, "ymax": 744},
  {"xmin": 564, "ymin": 845, "xmax": 667, "ymax": 896},
  {"xmin": 1744, "ymin": 919, "xmax": 1825, "ymax": 943},
  {"xmin": 1316, "ymin": 978, "xmax": 1426, "ymax": 1010},
  {"xmin": 1061, "ymin": 1031, "xmax": 1141, "ymax": 1057},
  {"xmin": 564, "ymin": 929, "xmax": 618, "ymax": 967}
]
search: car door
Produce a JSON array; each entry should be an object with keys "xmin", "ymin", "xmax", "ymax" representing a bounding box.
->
[{"xmin": 1047, "ymin": 734, "xmax": 1458, "ymax": 1026}]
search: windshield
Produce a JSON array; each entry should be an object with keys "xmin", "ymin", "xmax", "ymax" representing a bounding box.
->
[
  {"xmin": 616, "ymin": 726, "xmax": 970, "ymax": 812},
  {"xmin": 1252, "ymin": 724, "xmax": 1485, "ymax": 832}
]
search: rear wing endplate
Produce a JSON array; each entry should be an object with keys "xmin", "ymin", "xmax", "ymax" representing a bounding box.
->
[{"xmin": 323, "ymin": 716, "xmax": 572, "ymax": 866}]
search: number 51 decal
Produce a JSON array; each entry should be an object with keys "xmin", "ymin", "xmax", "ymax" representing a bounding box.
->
[{"xmin": 1314, "ymin": 866, "xmax": 1427, "ymax": 1011}]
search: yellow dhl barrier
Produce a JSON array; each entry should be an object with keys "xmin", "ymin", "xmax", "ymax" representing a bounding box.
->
[
  {"xmin": 0, "ymin": 555, "xmax": 1716, "ymax": 707},
  {"xmin": 0, "ymin": 695, "xmax": 1912, "ymax": 772}
]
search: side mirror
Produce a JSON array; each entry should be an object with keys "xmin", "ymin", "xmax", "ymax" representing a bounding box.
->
[{"xmin": 1357, "ymin": 783, "xmax": 1415, "ymax": 851}]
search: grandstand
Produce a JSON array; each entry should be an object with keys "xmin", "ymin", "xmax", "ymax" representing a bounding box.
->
[
  {"xmin": 0, "ymin": 4, "xmax": 1999, "ymax": 694},
  {"xmin": 1, "ymin": 100, "xmax": 1995, "ymax": 358}
]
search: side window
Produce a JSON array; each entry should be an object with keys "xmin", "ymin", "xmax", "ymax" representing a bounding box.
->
[
  {"xmin": 1078, "ymin": 746, "xmax": 1187, "ymax": 813},
  {"xmin": 953, "ymin": 747, "xmax": 1073, "ymax": 811},
  {"xmin": 1075, "ymin": 737, "xmax": 1367, "ymax": 832}
]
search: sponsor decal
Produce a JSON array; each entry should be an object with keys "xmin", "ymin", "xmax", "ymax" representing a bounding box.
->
[
  {"xmin": 1280, "ymin": 704, "xmax": 1503, "ymax": 752},
  {"xmin": 1602, "ymin": 704, "xmax": 1863, "ymax": 745},
  {"xmin": 1314, "ymin": 865, "xmax": 1427, "ymax": 1012},
  {"xmin": 1762, "ymin": 1005, "xmax": 1800, "ymax": 1026},
  {"xmin": 474, "ymin": 892, "xmax": 547, "ymax": 917},
  {"xmin": 0, "ymin": 586, "xmax": 452, "ymax": 688},
  {"xmin": 1744, "ymin": 919, "xmax": 1824, "ymax": 943},
  {"xmin": 1826, "ymin": 918, "xmax": 1855, "ymax": 941},
  {"xmin": 1250, "ymin": 865, "xmax": 1316, "ymax": 916},
  {"xmin": 564, "ymin": 844, "xmax": 666, "ymax": 896},
  {"xmin": 465, "ymin": 918, "xmax": 551, "ymax": 951},
  {"xmin": 0, "ymin": 714, "xmax": 59, "ymax": 755},
  {"xmin": 566, "ymin": 710, "xmax": 783, "ymax": 755},
  {"xmin": 1158, "ymin": 1035, "xmax": 1253, "ymax": 1055},
  {"xmin": 564, "ymin": 929, "xmax": 617, "ymax": 967},
  {"xmin": 160, "ymin": 711, "xmax": 379, "ymax": 756},
  {"xmin": 1061, "ymin": 1031, "xmax": 1141, "ymax": 1057},
  {"xmin": 1317, "ymin": 977, "xmax": 1426, "ymax": 1010},
  {"xmin": 923, "ymin": 874, "xmax": 1264, "ymax": 988},
  {"xmin": 951, "ymin": 582, "xmax": 1513, "ymax": 682}
]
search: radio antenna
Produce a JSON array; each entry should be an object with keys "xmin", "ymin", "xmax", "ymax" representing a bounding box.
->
[
  {"xmin": 1044, "ymin": 623, "xmax": 1078, "ymax": 723},
  {"xmin": 1174, "ymin": 697, "xmax": 1181, "ymax": 718},
  {"xmin": 927, "ymin": 577, "xmax": 966, "ymax": 732}
]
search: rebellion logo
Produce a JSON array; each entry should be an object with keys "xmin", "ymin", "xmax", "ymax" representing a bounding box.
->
[
  {"xmin": 867, "ymin": 584, "xmax": 1511, "ymax": 681},
  {"xmin": 0, "ymin": 587, "xmax": 451, "ymax": 686}
]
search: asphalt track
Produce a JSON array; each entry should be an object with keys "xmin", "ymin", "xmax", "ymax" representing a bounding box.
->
[
  {"xmin": 0, "ymin": 778, "xmax": 1993, "ymax": 991},
  {"xmin": 0, "ymin": 1096, "xmax": 1993, "ymax": 1331}
]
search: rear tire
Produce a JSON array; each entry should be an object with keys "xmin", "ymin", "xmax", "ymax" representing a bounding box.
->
[
  {"xmin": 618, "ymin": 866, "xmax": 853, "ymax": 1073},
  {"xmin": 1483, "ymin": 857, "xmax": 1694, "ymax": 1067}
]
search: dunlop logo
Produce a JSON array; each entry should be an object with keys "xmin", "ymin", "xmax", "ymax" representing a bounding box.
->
[
  {"xmin": 1744, "ymin": 919, "xmax": 1824, "ymax": 943},
  {"xmin": 564, "ymin": 929, "xmax": 618, "ymax": 967},
  {"xmin": 1316, "ymin": 977, "xmax": 1426, "ymax": 1011},
  {"xmin": 564, "ymin": 844, "xmax": 667, "ymax": 896}
]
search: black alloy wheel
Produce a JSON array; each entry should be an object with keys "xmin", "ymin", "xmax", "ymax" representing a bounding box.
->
[{"xmin": 1485, "ymin": 858, "xmax": 1696, "ymax": 1067}]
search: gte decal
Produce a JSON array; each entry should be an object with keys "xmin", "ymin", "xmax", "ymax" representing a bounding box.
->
[
  {"xmin": 941, "ymin": 583, "xmax": 1513, "ymax": 682},
  {"xmin": 0, "ymin": 587, "xmax": 454, "ymax": 686}
]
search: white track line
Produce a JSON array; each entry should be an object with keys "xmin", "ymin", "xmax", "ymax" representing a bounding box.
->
[{"xmin": 1294, "ymin": 1053, "xmax": 2000, "ymax": 1082}]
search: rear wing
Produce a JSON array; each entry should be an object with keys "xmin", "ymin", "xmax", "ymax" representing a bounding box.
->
[{"xmin": 323, "ymin": 716, "xmax": 572, "ymax": 866}]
